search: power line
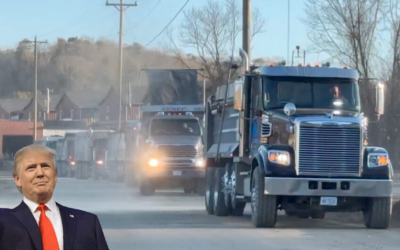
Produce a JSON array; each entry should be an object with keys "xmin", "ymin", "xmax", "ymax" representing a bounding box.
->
[
  {"xmin": 126, "ymin": 0, "xmax": 162, "ymax": 31},
  {"xmin": 145, "ymin": 0, "xmax": 189, "ymax": 47}
]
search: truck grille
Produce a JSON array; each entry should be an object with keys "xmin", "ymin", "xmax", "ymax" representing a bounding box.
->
[
  {"xmin": 157, "ymin": 145, "xmax": 197, "ymax": 158},
  {"xmin": 298, "ymin": 124, "xmax": 361, "ymax": 176}
]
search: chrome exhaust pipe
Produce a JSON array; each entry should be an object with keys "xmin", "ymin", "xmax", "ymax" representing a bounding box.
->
[{"xmin": 239, "ymin": 48, "xmax": 249, "ymax": 72}]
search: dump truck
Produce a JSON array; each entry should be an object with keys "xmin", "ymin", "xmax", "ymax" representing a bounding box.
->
[
  {"xmin": 56, "ymin": 133, "xmax": 77, "ymax": 178},
  {"xmin": 204, "ymin": 48, "xmax": 393, "ymax": 229},
  {"xmin": 106, "ymin": 131, "xmax": 126, "ymax": 181},
  {"xmin": 133, "ymin": 69, "xmax": 206, "ymax": 196},
  {"xmin": 74, "ymin": 130, "xmax": 113, "ymax": 180}
]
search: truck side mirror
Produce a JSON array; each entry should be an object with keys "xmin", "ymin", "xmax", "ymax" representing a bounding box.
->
[
  {"xmin": 284, "ymin": 102, "xmax": 296, "ymax": 116},
  {"xmin": 375, "ymin": 83, "xmax": 384, "ymax": 115}
]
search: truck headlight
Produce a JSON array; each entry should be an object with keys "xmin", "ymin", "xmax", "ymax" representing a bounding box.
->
[
  {"xmin": 70, "ymin": 161, "xmax": 75, "ymax": 166},
  {"xmin": 195, "ymin": 159, "xmax": 204, "ymax": 167},
  {"xmin": 96, "ymin": 160, "xmax": 103, "ymax": 165},
  {"xmin": 368, "ymin": 154, "xmax": 389, "ymax": 168},
  {"xmin": 268, "ymin": 150, "xmax": 290, "ymax": 166},
  {"xmin": 148, "ymin": 158, "xmax": 158, "ymax": 167}
]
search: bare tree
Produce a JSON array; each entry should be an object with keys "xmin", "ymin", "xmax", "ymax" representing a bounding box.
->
[
  {"xmin": 304, "ymin": 0, "xmax": 383, "ymax": 78},
  {"xmin": 377, "ymin": 0, "xmax": 400, "ymax": 167},
  {"xmin": 304, "ymin": 0, "xmax": 384, "ymax": 146},
  {"xmin": 165, "ymin": 0, "xmax": 266, "ymax": 93}
]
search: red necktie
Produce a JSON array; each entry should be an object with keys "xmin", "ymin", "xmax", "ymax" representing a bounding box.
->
[{"xmin": 37, "ymin": 204, "xmax": 60, "ymax": 250}]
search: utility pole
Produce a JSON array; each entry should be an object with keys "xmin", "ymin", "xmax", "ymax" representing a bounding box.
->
[
  {"xmin": 106, "ymin": 0, "xmax": 138, "ymax": 130},
  {"xmin": 22, "ymin": 36, "xmax": 48, "ymax": 141},
  {"xmin": 287, "ymin": 0, "xmax": 290, "ymax": 63},
  {"xmin": 243, "ymin": 0, "xmax": 251, "ymax": 62}
]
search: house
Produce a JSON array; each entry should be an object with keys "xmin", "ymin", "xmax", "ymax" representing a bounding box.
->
[
  {"xmin": 124, "ymin": 85, "xmax": 148, "ymax": 120},
  {"xmin": 22, "ymin": 94, "xmax": 63, "ymax": 121},
  {"xmin": 55, "ymin": 89, "xmax": 109, "ymax": 123},
  {"xmin": 0, "ymin": 98, "xmax": 31, "ymax": 120},
  {"xmin": 97, "ymin": 86, "xmax": 120, "ymax": 122}
]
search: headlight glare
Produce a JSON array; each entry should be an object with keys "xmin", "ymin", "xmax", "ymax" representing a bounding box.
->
[
  {"xmin": 195, "ymin": 159, "xmax": 204, "ymax": 167},
  {"xmin": 148, "ymin": 158, "xmax": 158, "ymax": 167}
]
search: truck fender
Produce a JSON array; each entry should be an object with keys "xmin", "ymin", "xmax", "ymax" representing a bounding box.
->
[{"xmin": 249, "ymin": 145, "xmax": 268, "ymax": 190}]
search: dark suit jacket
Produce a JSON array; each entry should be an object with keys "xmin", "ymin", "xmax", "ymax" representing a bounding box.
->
[{"xmin": 0, "ymin": 201, "xmax": 109, "ymax": 250}]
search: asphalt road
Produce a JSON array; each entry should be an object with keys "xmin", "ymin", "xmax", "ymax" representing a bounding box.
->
[{"xmin": 1, "ymin": 175, "xmax": 400, "ymax": 250}]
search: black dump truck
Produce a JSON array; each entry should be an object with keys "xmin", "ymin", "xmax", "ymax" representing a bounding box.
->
[
  {"xmin": 133, "ymin": 69, "xmax": 206, "ymax": 196},
  {"xmin": 204, "ymin": 48, "xmax": 393, "ymax": 229}
]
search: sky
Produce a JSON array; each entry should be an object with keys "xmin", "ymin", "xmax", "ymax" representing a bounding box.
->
[{"xmin": 0, "ymin": 0, "xmax": 331, "ymax": 65}]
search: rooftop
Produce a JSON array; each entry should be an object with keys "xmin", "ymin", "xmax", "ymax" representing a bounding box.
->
[
  {"xmin": 256, "ymin": 66, "xmax": 359, "ymax": 79},
  {"xmin": 0, "ymin": 98, "xmax": 31, "ymax": 113}
]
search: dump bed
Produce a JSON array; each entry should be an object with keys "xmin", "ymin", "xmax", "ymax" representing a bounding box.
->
[
  {"xmin": 60, "ymin": 133, "xmax": 76, "ymax": 161},
  {"xmin": 205, "ymin": 82, "xmax": 240, "ymax": 158}
]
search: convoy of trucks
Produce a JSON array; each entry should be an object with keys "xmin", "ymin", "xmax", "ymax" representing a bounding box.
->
[
  {"xmin": 203, "ymin": 48, "xmax": 393, "ymax": 229},
  {"xmin": 31, "ymin": 55, "xmax": 394, "ymax": 230}
]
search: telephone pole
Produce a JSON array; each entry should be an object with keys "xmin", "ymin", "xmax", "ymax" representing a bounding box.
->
[
  {"xmin": 22, "ymin": 36, "xmax": 48, "ymax": 141},
  {"xmin": 106, "ymin": 0, "xmax": 138, "ymax": 130},
  {"xmin": 243, "ymin": 0, "xmax": 251, "ymax": 62}
]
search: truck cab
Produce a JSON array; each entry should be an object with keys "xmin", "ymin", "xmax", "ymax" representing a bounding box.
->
[
  {"xmin": 204, "ymin": 49, "xmax": 393, "ymax": 229},
  {"xmin": 135, "ymin": 107, "xmax": 206, "ymax": 196}
]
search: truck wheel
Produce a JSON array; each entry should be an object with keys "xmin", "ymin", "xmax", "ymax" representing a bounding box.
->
[
  {"xmin": 205, "ymin": 168, "xmax": 216, "ymax": 215},
  {"xmin": 140, "ymin": 182, "xmax": 155, "ymax": 196},
  {"xmin": 363, "ymin": 197, "xmax": 392, "ymax": 229},
  {"xmin": 224, "ymin": 163, "xmax": 233, "ymax": 211},
  {"xmin": 230, "ymin": 164, "xmax": 246, "ymax": 217},
  {"xmin": 213, "ymin": 168, "xmax": 230, "ymax": 216},
  {"xmin": 251, "ymin": 166, "xmax": 277, "ymax": 228}
]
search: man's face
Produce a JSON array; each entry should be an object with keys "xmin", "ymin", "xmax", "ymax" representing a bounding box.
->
[{"xmin": 14, "ymin": 152, "xmax": 57, "ymax": 202}]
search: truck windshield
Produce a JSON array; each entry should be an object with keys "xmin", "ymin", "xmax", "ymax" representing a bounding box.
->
[
  {"xmin": 150, "ymin": 119, "xmax": 201, "ymax": 136},
  {"xmin": 263, "ymin": 76, "xmax": 361, "ymax": 112}
]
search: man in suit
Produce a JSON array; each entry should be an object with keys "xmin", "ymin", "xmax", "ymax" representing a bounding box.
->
[{"xmin": 0, "ymin": 144, "xmax": 109, "ymax": 250}]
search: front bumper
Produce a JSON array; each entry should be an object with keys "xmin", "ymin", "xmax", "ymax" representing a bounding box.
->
[
  {"xmin": 143, "ymin": 167, "xmax": 206, "ymax": 180},
  {"xmin": 263, "ymin": 177, "xmax": 392, "ymax": 197}
]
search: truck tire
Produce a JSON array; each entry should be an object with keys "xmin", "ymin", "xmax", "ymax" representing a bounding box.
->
[
  {"xmin": 213, "ymin": 168, "xmax": 230, "ymax": 216},
  {"xmin": 205, "ymin": 168, "xmax": 216, "ymax": 214},
  {"xmin": 363, "ymin": 197, "xmax": 392, "ymax": 229},
  {"xmin": 224, "ymin": 163, "xmax": 233, "ymax": 211},
  {"xmin": 229, "ymin": 163, "xmax": 246, "ymax": 217},
  {"xmin": 251, "ymin": 166, "xmax": 277, "ymax": 228}
]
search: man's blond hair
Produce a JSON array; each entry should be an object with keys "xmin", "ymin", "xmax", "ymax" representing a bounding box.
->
[{"xmin": 13, "ymin": 144, "xmax": 57, "ymax": 177}]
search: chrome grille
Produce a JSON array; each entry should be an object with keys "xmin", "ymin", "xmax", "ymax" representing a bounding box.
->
[
  {"xmin": 157, "ymin": 145, "xmax": 197, "ymax": 158},
  {"xmin": 261, "ymin": 121, "xmax": 272, "ymax": 137},
  {"xmin": 298, "ymin": 124, "xmax": 362, "ymax": 176}
]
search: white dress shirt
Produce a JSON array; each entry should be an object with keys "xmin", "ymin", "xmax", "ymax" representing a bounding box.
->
[{"xmin": 23, "ymin": 196, "xmax": 64, "ymax": 250}]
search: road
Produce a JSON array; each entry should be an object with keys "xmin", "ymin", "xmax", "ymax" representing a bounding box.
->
[{"xmin": 1, "ymin": 174, "xmax": 400, "ymax": 250}]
